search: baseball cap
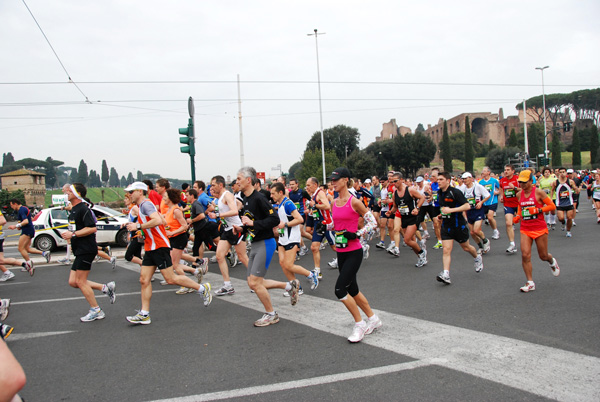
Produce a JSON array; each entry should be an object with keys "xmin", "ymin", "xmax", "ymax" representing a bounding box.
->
[
  {"xmin": 329, "ymin": 167, "xmax": 351, "ymax": 180},
  {"xmin": 566, "ymin": 169, "xmax": 574, "ymax": 174},
  {"xmin": 517, "ymin": 170, "xmax": 533, "ymax": 182},
  {"xmin": 415, "ymin": 176, "xmax": 424, "ymax": 183},
  {"xmin": 364, "ymin": 178, "xmax": 372, "ymax": 184},
  {"xmin": 461, "ymin": 172, "xmax": 473, "ymax": 179},
  {"xmin": 125, "ymin": 181, "xmax": 148, "ymax": 192}
]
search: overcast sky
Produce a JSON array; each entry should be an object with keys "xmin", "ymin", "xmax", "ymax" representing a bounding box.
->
[{"xmin": 1, "ymin": 0, "xmax": 598, "ymax": 183}]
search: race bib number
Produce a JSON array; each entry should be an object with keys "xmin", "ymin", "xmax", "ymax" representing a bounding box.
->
[
  {"xmin": 220, "ymin": 218, "xmax": 228, "ymax": 228},
  {"xmin": 484, "ymin": 184, "xmax": 493, "ymax": 193},
  {"xmin": 432, "ymin": 193, "xmax": 438, "ymax": 202},
  {"xmin": 522, "ymin": 208, "xmax": 538, "ymax": 220},
  {"xmin": 467, "ymin": 197, "xmax": 477, "ymax": 209},
  {"xmin": 294, "ymin": 202, "xmax": 301, "ymax": 210},
  {"xmin": 441, "ymin": 211, "xmax": 451, "ymax": 219},
  {"xmin": 334, "ymin": 231, "xmax": 349, "ymax": 248},
  {"xmin": 399, "ymin": 205, "xmax": 410, "ymax": 215},
  {"xmin": 593, "ymin": 189, "xmax": 600, "ymax": 199},
  {"xmin": 504, "ymin": 188, "xmax": 516, "ymax": 198},
  {"xmin": 277, "ymin": 227, "xmax": 285, "ymax": 236},
  {"xmin": 559, "ymin": 190, "xmax": 569, "ymax": 198},
  {"xmin": 68, "ymin": 220, "xmax": 76, "ymax": 232}
]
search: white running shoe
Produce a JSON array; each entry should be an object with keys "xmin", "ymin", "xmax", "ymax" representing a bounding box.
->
[
  {"xmin": 506, "ymin": 244, "xmax": 518, "ymax": 254},
  {"xmin": 328, "ymin": 258, "xmax": 338, "ymax": 268},
  {"xmin": 550, "ymin": 258, "xmax": 560, "ymax": 277},
  {"xmin": 491, "ymin": 230, "xmax": 500, "ymax": 240},
  {"xmin": 299, "ymin": 246, "xmax": 309, "ymax": 256},
  {"xmin": 483, "ymin": 239, "xmax": 491, "ymax": 254},
  {"xmin": 110, "ymin": 256, "xmax": 117, "ymax": 269},
  {"xmin": 386, "ymin": 241, "xmax": 396, "ymax": 252},
  {"xmin": 57, "ymin": 257, "xmax": 71, "ymax": 265},
  {"xmin": 365, "ymin": 315, "xmax": 382, "ymax": 335},
  {"xmin": 283, "ymin": 287, "xmax": 305, "ymax": 297},
  {"xmin": 362, "ymin": 244, "xmax": 370, "ymax": 260},
  {"xmin": 348, "ymin": 321, "xmax": 368, "ymax": 343},
  {"xmin": 520, "ymin": 282, "xmax": 536, "ymax": 293},
  {"xmin": 0, "ymin": 299, "xmax": 10, "ymax": 321},
  {"xmin": 436, "ymin": 271, "xmax": 451, "ymax": 284},
  {"xmin": 0, "ymin": 271, "xmax": 15, "ymax": 282},
  {"xmin": 42, "ymin": 251, "xmax": 51, "ymax": 263},
  {"xmin": 319, "ymin": 242, "xmax": 326, "ymax": 250},
  {"xmin": 474, "ymin": 256, "xmax": 484, "ymax": 273},
  {"xmin": 415, "ymin": 250, "xmax": 428, "ymax": 267}
]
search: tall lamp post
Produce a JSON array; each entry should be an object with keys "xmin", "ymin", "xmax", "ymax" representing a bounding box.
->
[
  {"xmin": 308, "ymin": 28, "xmax": 326, "ymax": 184},
  {"xmin": 535, "ymin": 66, "xmax": 550, "ymax": 162}
]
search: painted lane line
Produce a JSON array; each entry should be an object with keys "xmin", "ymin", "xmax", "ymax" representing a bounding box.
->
[
  {"xmin": 8, "ymin": 331, "xmax": 76, "ymax": 341},
  {"xmin": 0, "ymin": 281, "xmax": 29, "ymax": 286},
  {"xmin": 10, "ymin": 289, "xmax": 176, "ymax": 305},
  {"xmin": 200, "ymin": 273, "xmax": 600, "ymax": 402},
  {"xmin": 149, "ymin": 359, "xmax": 441, "ymax": 402}
]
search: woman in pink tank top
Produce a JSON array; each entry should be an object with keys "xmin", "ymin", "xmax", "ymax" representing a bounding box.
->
[{"xmin": 329, "ymin": 167, "xmax": 381, "ymax": 343}]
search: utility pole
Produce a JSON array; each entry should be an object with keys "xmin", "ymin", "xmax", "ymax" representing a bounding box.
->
[{"xmin": 308, "ymin": 28, "xmax": 327, "ymax": 184}]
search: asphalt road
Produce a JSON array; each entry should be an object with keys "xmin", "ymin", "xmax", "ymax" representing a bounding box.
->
[{"xmin": 2, "ymin": 206, "xmax": 599, "ymax": 401}]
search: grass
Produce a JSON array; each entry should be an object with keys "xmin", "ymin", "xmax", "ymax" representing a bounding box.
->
[{"xmin": 45, "ymin": 187, "xmax": 126, "ymax": 207}]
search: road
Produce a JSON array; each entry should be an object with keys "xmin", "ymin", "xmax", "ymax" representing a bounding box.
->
[{"xmin": 1, "ymin": 206, "xmax": 599, "ymax": 401}]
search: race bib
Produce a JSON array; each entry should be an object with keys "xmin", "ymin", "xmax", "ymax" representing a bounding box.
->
[
  {"xmin": 68, "ymin": 220, "xmax": 76, "ymax": 232},
  {"xmin": 334, "ymin": 231, "xmax": 349, "ymax": 248},
  {"xmin": 441, "ymin": 211, "xmax": 451, "ymax": 219},
  {"xmin": 504, "ymin": 188, "xmax": 516, "ymax": 198},
  {"xmin": 467, "ymin": 197, "xmax": 477, "ymax": 209},
  {"xmin": 220, "ymin": 218, "xmax": 228, "ymax": 228},
  {"xmin": 522, "ymin": 208, "xmax": 538, "ymax": 220},
  {"xmin": 399, "ymin": 205, "xmax": 410, "ymax": 215},
  {"xmin": 559, "ymin": 190, "xmax": 569, "ymax": 198},
  {"xmin": 484, "ymin": 184, "xmax": 493, "ymax": 193},
  {"xmin": 432, "ymin": 193, "xmax": 438, "ymax": 202},
  {"xmin": 277, "ymin": 227, "xmax": 285, "ymax": 236}
]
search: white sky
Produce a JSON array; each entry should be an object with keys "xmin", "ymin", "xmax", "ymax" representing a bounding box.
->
[{"xmin": 1, "ymin": 0, "xmax": 599, "ymax": 183}]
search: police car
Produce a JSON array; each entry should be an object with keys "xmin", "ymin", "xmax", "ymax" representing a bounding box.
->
[{"xmin": 31, "ymin": 205, "xmax": 129, "ymax": 252}]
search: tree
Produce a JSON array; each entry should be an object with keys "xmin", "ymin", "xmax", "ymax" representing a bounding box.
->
[
  {"xmin": 109, "ymin": 167, "xmax": 119, "ymax": 187},
  {"xmin": 488, "ymin": 140, "xmax": 496, "ymax": 151},
  {"xmin": 77, "ymin": 159, "xmax": 88, "ymax": 185},
  {"xmin": 287, "ymin": 161, "xmax": 302, "ymax": 181},
  {"xmin": 508, "ymin": 129, "xmax": 519, "ymax": 148},
  {"xmin": 120, "ymin": 176, "xmax": 127, "ymax": 187},
  {"xmin": 364, "ymin": 140, "xmax": 394, "ymax": 176},
  {"xmin": 441, "ymin": 120, "xmax": 452, "ymax": 172},
  {"xmin": 305, "ymin": 124, "xmax": 360, "ymax": 162},
  {"xmin": 69, "ymin": 168, "xmax": 78, "ymax": 183},
  {"xmin": 464, "ymin": 116, "xmax": 474, "ymax": 172},
  {"xmin": 591, "ymin": 125, "xmax": 599, "ymax": 166},
  {"xmin": 136, "ymin": 170, "xmax": 143, "ymax": 181},
  {"xmin": 127, "ymin": 172, "xmax": 134, "ymax": 185},
  {"xmin": 101, "ymin": 160, "xmax": 109, "ymax": 185},
  {"xmin": 347, "ymin": 150, "xmax": 377, "ymax": 180},
  {"xmin": 415, "ymin": 123, "xmax": 425, "ymax": 134},
  {"xmin": 391, "ymin": 133, "xmax": 437, "ymax": 177},
  {"xmin": 527, "ymin": 123, "xmax": 543, "ymax": 158},
  {"xmin": 571, "ymin": 127, "xmax": 582, "ymax": 168},
  {"xmin": 298, "ymin": 149, "xmax": 340, "ymax": 185},
  {"xmin": 485, "ymin": 147, "xmax": 521, "ymax": 172},
  {"xmin": 551, "ymin": 131, "xmax": 562, "ymax": 167},
  {"xmin": 2, "ymin": 153, "xmax": 15, "ymax": 166}
]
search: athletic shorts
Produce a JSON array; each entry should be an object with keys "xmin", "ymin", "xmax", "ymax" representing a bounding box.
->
[
  {"xmin": 400, "ymin": 214, "xmax": 418, "ymax": 229},
  {"xmin": 312, "ymin": 225, "xmax": 334, "ymax": 244},
  {"xmin": 380, "ymin": 210, "xmax": 390, "ymax": 220},
  {"xmin": 556, "ymin": 205, "xmax": 574, "ymax": 211},
  {"xmin": 483, "ymin": 203, "xmax": 498, "ymax": 214},
  {"xmin": 125, "ymin": 238, "xmax": 143, "ymax": 261},
  {"xmin": 466, "ymin": 208, "xmax": 485, "ymax": 224},
  {"xmin": 221, "ymin": 229, "xmax": 244, "ymax": 246},
  {"xmin": 142, "ymin": 247, "xmax": 172, "ymax": 270},
  {"xmin": 21, "ymin": 231, "xmax": 34, "ymax": 238},
  {"xmin": 71, "ymin": 252, "xmax": 97, "ymax": 271},
  {"xmin": 521, "ymin": 227, "xmax": 548, "ymax": 239},
  {"xmin": 417, "ymin": 205, "xmax": 434, "ymax": 224},
  {"xmin": 305, "ymin": 215, "xmax": 315, "ymax": 228},
  {"xmin": 169, "ymin": 232, "xmax": 189, "ymax": 250},
  {"xmin": 0, "ymin": 239, "xmax": 3, "ymax": 252},
  {"xmin": 372, "ymin": 204, "xmax": 382, "ymax": 213},
  {"xmin": 247, "ymin": 238, "xmax": 276, "ymax": 278},
  {"xmin": 504, "ymin": 206, "xmax": 518, "ymax": 215},
  {"xmin": 441, "ymin": 224, "xmax": 470, "ymax": 243},
  {"xmin": 430, "ymin": 206, "xmax": 441, "ymax": 218},
  {"xmin": 278, "ymin": 242, "xmax": 299, "ymax": 251},
  {"xmin": 572, "ymin": 193, "xmax": 579, "ymax": 203}
]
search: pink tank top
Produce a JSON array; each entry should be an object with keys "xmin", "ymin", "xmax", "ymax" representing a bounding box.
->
[{"xmin": 332, "ymin": 196, "xmax": 362, "ymax": 252}]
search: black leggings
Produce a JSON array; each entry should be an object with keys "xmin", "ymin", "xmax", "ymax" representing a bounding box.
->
[
  {"xmin": 125, "ymin": 239, "xmax": 143, "ymax": 262},
  {"xmin": 334, "ymin": 248, "xmax": 363, "ymax": 299},
  {"xmin": 192, "ymin": 229, "xmax": 217, "ymax": 257}
]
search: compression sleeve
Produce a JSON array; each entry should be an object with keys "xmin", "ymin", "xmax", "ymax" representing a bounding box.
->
[
  {"xmin": 540, "ymin": 196, "xmax": 556, "ymax": 213},
  {"xmin": 357, "ymin": 211, "xmax": 377, "ymax": 238}
]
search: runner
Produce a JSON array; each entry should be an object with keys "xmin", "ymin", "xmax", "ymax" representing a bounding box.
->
[
  {"xmin": 461, "ymin": 172, "xmax": 491, "ymax": 254},
  {"xmin": 376, "ymin": 176, "xmax": 394, "ymax": 249},
  {"xmin": 186, "ymin": 189, "xmax": 219, "ymax": 262},
  {"xmin": 567, "ymin": 169, "xmax": 581, "ymax": 227},
  {"xmin": 328, "ymin": 167, "xmax": 381, "ymax": 343},
  {"xmin": 590, "ymin": 171, "xmax": 600, "ymax": 223},
  {"xmin": 61, "ymin": 183, "xmax": 116, "ymax": 322},
  {"xmin": 270, "ymin": 182, "xmax": 319, "ymax": 296},
  {"xmin": 124, "ymin": 182, "xmax": 212, "ymax": 325},
  {"xmin": 235, "ymin": 167, "xmax": 300, "ymax": 327},
  {"xmin": 305, "ymin": 177, "xmax": 336, "ymax": 277},
  {"xmin": 7, "ymin": 199, "xmax": 50, "ymax": 274},
  {"xmin": 123, "ymin": 193, "xmax": 143, "ymax": 268},
  {"xmin": 499, "ymin": 164, "xmax": 520, "ymax": 253},
  {"xmin": 0, "ymin": 210, "xmax": 28, "ymax": 281},
  {"xmin": 435, "ymin": 172, "xmax": 484, "ymax": 284},
  {"xmin": 207, "ymin": 175, "xmax": 249, "ymax": 296},
  {"xmin": 288, "ymin": 179, "xmax": 312, "ymax": 257},
  {"xmin": 429, "ymin": 168, "xmax": 444, "ymax": 250},
  {"xmin": 386, "ymin": 173, "xmax": 427, "ymax": 267},
  {"xmin": 512, "ymin": 170, "xmax": 560, "ymax": 292},
  {"xmin": 479, "ymin": 166, "xmax": 501, "ymax": 239},
  {"xmin": 370, "ymin": 176, "xmax": 383, "ymax": 239},
  {"xmin": 537, "ymin": 167, "xmax": 557, "ymax": 229},
  {"xmin": 552, "ymin": 167, "xmax": 578, "ymax": 237},
  {"xmin": 414, "ymin": 176, "xmax": 433, "ymax": 241}
]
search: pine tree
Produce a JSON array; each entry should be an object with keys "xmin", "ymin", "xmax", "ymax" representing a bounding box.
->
[
  {"xmin": 464, "ymin": 116, "xmax": 474, "ymax": 172},
  {"xmin": 551, "ymin": 131, "xmax": 562, "ymax": 167},
  {"xmin": 441, "ymin": 120, "xmax": 452, "ymax": 172},
  {"xmin": 109, "ymin": 167, "xmax": 119, "ymax": 187},
  {"xmin": 101, "ymin": 160, "xmax": 109, "ymax": 185},
  {"xmin": 590, "ymin": 125, "xmax": 599, "ymax": 166},
  {"xmin": 571, "ymin": 127, "xmax": 581, "ymax": 168},
  {"xmin": 508, "ymin": 129, "xmax": 518, "ymax": 148},
  {"xmin": 77, "ymin": 159, "xmax": 88, "ymax": 185}
]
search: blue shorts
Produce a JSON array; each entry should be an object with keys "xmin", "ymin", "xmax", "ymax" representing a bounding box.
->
[
  {"xmin": 504, "ymin": 206, "xmax": 518, "ymax": 216},
  {"xmin": 483, "ymin": 203, "xmax": 498, "ymax": 214},
  {"xmin": 247, "ymin": 238, "xmax": 276, "ymax": 278},
  {"xmin": 312, "ymin": 227, "xmax": 334, "ymax": 245},
  {"xmin": 466, "ymin": 208, "xmax": 485, "ymax": 224}
]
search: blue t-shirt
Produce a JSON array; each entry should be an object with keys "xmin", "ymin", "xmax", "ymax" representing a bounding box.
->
[
  {"xmin": 288, "ymin": 188, "xmax": 305, "ymax": 215},
  {"xmin": 18, "ymin": 205, "xmax": 35, "ymax": 236},
  {"xmin": 479, "ymin": 177, "xmax": 500, "ymax": 205},
  {"xmin": 430, "ymin": 182, "xmax": 440, "ymax": 207},
  {"xmin": 198, "ymin": 192, "xmax": 216, "ymax": 222}
]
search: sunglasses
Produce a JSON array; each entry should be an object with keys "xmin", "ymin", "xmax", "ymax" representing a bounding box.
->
[{"xmin": 390, "ymin": 180, "xmax": 398, "ymax": 183}]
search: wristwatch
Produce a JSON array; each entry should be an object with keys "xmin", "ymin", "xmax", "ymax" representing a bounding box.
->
[{"xmin": 72, "ymin": 231, "xmax": 77, "ymax": 238}]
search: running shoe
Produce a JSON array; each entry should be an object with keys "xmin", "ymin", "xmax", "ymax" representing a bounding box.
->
[
  {"xmin": 433, "ymin": 241, "xmax": 443, "ymax": 249},
  {"xmin": 226, "ymin": 251, "xmax": 237, "ymax": 268},
  {"xmin": 474, "ymin": 255, "xmax": 484, "ymax": 273},
  {"xmin": 0, "ymin": 324, "xmax": 13, "ymax": 340},
  {"xmin": 520, "ymin": 282, "xmax": 536, "ymax": 293},
  {"xmin": 328, "ymin": 258, "xmax": 338, "ymax": 268},
  {"xmin": 347, "ymin": 321, "xmax": 368, "ymax": 343},
  {"xmin": 566, "ymin": 232, "xmax": 572, "ymax": 238},
  {"xmin": 550, "ymin": 258, "xmax": 560, "ymax": 277},
  {"xmin": 215, "ymin": 285, "xmax": 235, "ymax": 296},
  {"xmin": 160, "ymin": 280, "xmax": 168, "ymax": 286},
  {"xmin": 317, "ymin": 269, "xmax": 322, "ymax": 280},
  {"xmin": 422, "ymin": 232, "xmax": 430, "ymax": 240},
  {"xmin": 176, "ymin": 287, "xmax": 194, "ymax": 294},
  {"xmin": 0, "ymin": 271, "xmax": 15, "ymax": 282},
  {"xmin": 386, "ymin": 242, "xmax": 396, "ymax": 252},
  {"xmin": 288, "ymin": 279, "xmax": 300, "ymax": 306},
  {"xmin": 491, "ymin": 230, "xmax": 500, "ymax": 240},
  {"xmin": 299, "ymin": 245, "xmax": 309, "ymax": 256},
  {"xmin": 210, "ymin": 256, "xmax": 217, "ymax": 263},
  {"xmin": 24, "ymin": 261, "xmax": 34, "ymax": 276},
  {"xmin": 365, "ymin": 315, "xmax": 382, "ymax": 335},
  {"xmin": 561, "ymin": 223, "xmax": 566, "ymax": 231},
  {"xmin": 572, "ymin": 220, "xmax": 577, "ymax": 226},
  {"xmin": 362, "ymin": 244, "xmax": 370, "ymax": 260},
  {"xmin": 551, "ymin": 223, "xmax": 556, "ymax": 230},
  {"xmin": 105, "ymin": 281, "xmax": 116, "ymax": 304},
  {"xmin": 308, "ymin": 270, "xmax": 319, "ymax": 290},
  {"xmin": 80, "ymin": 308, "xmax": 106, "ymax": 322},
  {"xmin": 436, "ymin": 271, "xmax": 451, "ymax": 284},
  {"xmin": 0, "ymin": 299, "xmax": 10, "ymax": 320},
  {"xmin": 283, "ymin": 287, "xmax": 304, "ymax": 297},
  {"xmin": 42, "ymin": 251, "xmax": 51, "ymax": 263},
  {"xmin": 389, "ymin": 247, "xmax": 400, "ymax": 257},
  {"xmin": 506, "ymin": 244, "xmax": 518, "ymax": 254},
  {"xmin": 319, "ymin": 242, "xmax": 326, "ymax": 250},
  {"xmin": 110, "ymin": 256, "xmax": 117, "ymax": 269},
  {"xmin": 375, "ymin": 241, "xmax": 386, "ymax": 249},
  {"xmin": 105, "ymin": 246, "xmax": 112, "ymax": 257},
  {"xmin": 415, "ymin": 250, "xmax": 428, "ymax": 267},
  {"xmin": 195, "ymin": 260, "xmax": 208, "ymax": 283},
  {"xmin": 483, "ymin": 239, "xmax": 491, "ymax": 254},
  {"xmin": 126, "ymin": 311, "xmax": 151, "ymax": 325},
  {"xmin": 201, "ymin": 283, "xmax": 212, "ymax": 307},
  {"xmin": 57, "ymin": 257, "xmax": 71, "ymax": 265},
  {"xmin": 254, "ymin": 312, "xmax": 279, "ymax": 327}
]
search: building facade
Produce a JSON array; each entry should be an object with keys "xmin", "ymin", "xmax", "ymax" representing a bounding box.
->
[{"xmin": 0, "ymin": 168, "xmax": 46, "ymax": 206}]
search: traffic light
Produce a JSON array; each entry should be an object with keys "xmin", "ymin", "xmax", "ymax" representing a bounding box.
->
[{"xmin": 179, "ymin": 118, "xmax": 195, "ymax": 156}]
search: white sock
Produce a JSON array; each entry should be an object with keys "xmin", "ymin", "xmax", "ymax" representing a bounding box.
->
[
  {"xmin": 266, "ymin": 311, "xmax": 276, "ymax": 316},
  {"xmin": 65, "ymin": 244, "xmax": 71, "ymax": 259},
  {"xmin": 194, "ymin": 268, "xmax": 199, "ymax": 275},
  {"xmin": 443, "ymin": 270, "xmax": 450, "ymax": 276},
  {"xmin": 224, "ymin": 281, "xmax": 231, "ymax": 288},
  {"xmin": 91, "ymin": 306, "xmax": 101, "ymax": 312},
  {"xmin": 510, "ymin": 242, "xmax": 515, "ymax": 246},
  {"xmin": 102, "ymin": 284, "xmax": 107, "ymax": 293},
  {"xmin": 284, "ymin": 282, "xmax": 292, "ymax": 291},
  {"xmin": 197, "ymin": 285, "xmax": 205, "ymax": 293},
  {"xmin": 369, "ymin": 314, "xmax": 379, "ymax": 322},
  {"xmin": 355, "ymin": 319, "xmax": 366, "ymax": 327}
]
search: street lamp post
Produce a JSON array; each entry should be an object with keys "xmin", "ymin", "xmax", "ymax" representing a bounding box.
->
[
  {"xmin": 535, "ymin": 66, "xmax": 550, "ymax": 161},
  {"xmin": 308, "ymin": 28, "xmax": 326, "ymax": 184}
]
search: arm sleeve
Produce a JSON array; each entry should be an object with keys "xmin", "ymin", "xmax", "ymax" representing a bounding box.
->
[
  {"xmin": 357, "ymin": 211, "xmax": 377, "ymax": 238},
  {"xmin": 252, "ymin": 196, "xmax": 280, "ymax": 231},
  {"xmin": 541, "ymin": 195, "xmax": 556, "ymax": 213}
]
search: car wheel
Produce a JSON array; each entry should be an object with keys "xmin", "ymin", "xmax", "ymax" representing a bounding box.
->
[
  {"xmin": 35, "ymin": 234, "xmax": 57, "ymax": 252},
  {"xmin": 116, "ymin": 229, "xmax": 128, "ymax": 247}
]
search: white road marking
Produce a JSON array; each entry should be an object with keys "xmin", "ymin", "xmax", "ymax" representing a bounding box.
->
[
  {"xmin": 8, "ymin": 331, "xmax": 75, "ymax": 341},
  {"xmin": 0, "ymin": 281, "xmax": 29, "ymax": 286},
  {"xmin": 149, "ymin": 359, "xmax": 442, "ymax": 402},
  {"xmin": 10, "ymin": 289, "xmax": 176, "ymax": 305},
  {"xmin": 186, "ymin": 273, "xmax": 600, "ymax": 402}
]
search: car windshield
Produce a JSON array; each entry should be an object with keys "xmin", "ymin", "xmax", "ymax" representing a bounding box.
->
[{"xmin": 94, "ymin": 206, "xmax": 123, "ymax": 218}]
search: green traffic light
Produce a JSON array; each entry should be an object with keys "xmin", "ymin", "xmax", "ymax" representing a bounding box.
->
[{"xmin": 180, "ymin": 146, "xmax": 191, "ymax": 153}]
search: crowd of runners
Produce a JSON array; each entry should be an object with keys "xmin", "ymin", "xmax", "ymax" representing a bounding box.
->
[{"xmin": 1, "ymin": 165, "xmax": 600, "ymax": 346}]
